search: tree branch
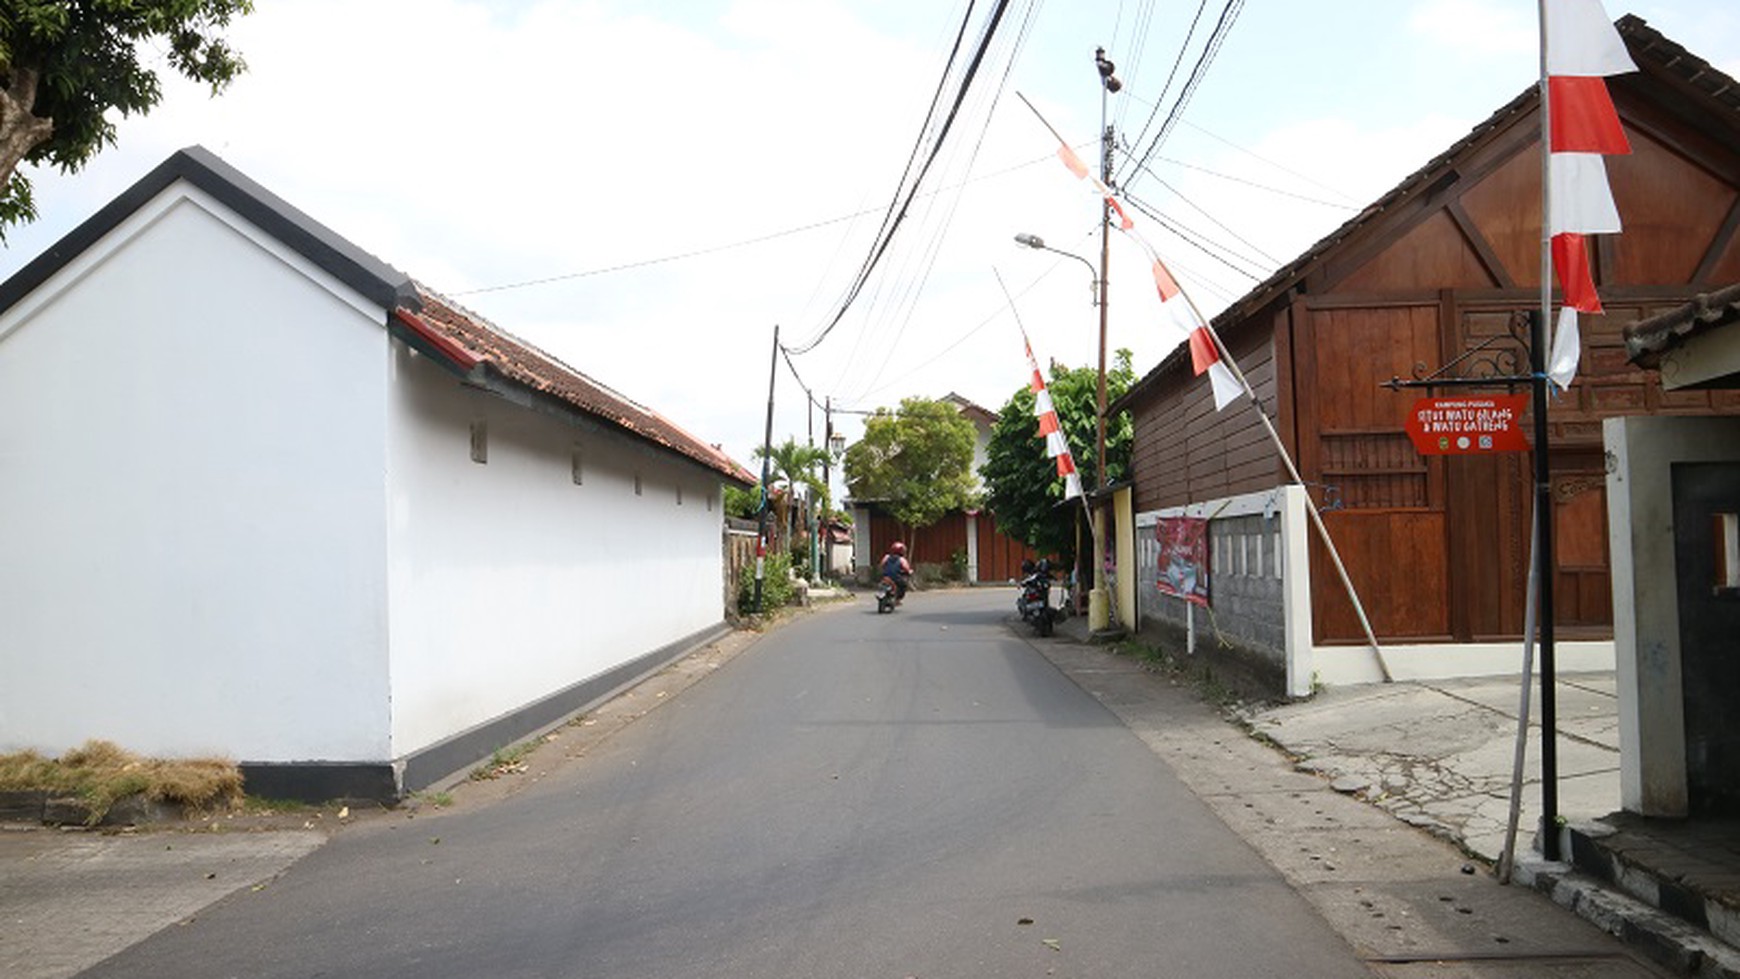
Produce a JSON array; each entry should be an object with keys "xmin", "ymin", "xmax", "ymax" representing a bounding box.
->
[{"xmin": 0, "ymin": 64, "xmax": 54, "ymax": 194}]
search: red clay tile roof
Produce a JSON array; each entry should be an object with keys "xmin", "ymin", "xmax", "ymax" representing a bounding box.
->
[
  {"xmin": 397, "ymin": 284, "xmax": 754, "ymax": 484},
  {"xmin": 0, "ymin": 147, "xmax": 754, "ymax": 487},
  {"xmin": 1625, "ymin": 282, "xmax": 1740, "ymax": 369}
]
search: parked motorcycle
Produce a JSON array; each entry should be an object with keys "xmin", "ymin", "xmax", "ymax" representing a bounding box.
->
[
  {"xmin": 876, "ymin": 575, "xmax": 899, "ymax": 613},
  {"xmin": 1016, "ymin": 559, "xmax": 1055, "ymax": 637}
]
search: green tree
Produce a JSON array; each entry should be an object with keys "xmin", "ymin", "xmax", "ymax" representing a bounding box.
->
[
  {"xmin": 0, "ymin": 1, "xmax": 252, "ymax": 236},
  {"xmin": 752, "ymin": 437, "xmax": 830, "ymax": 556},
  {"xmin": 723, "ymin": 484, "xmax": 759, "ymax": 520},
  {"xmin": 843, "ymin": 397, "xmax": 978, "ymax": 551},
  {"xmin": 981, "ymin": 349, "xmax": 1135, "ymax": 557}
]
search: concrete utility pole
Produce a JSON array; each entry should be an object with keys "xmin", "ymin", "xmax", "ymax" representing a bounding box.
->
[
  {"xmin": 1088, "ymin": 45, "xmax": 1121, "ymax": 633},
  {"xmin": 755, "ymin": 325, "xmax": 779, "ymax": 613}
]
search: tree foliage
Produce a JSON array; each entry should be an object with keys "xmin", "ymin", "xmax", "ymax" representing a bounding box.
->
[
  {"xmin": 981, "ymin": 349, "xmax": 1135, "ymax": 557},
  {"xmin": 723, "ymin": 484, "xmax": 759, "ymax": 520},
  {"xmin": 752, "ymin": 437, "xmax": 831, "ymax": 555},
  {"xmin": 843, "ymin": 396, "xmax": 978, "ymax": 533},
  {"xmin": 0, "ymin": 1, "xmax": 252, "ymax": 236}
]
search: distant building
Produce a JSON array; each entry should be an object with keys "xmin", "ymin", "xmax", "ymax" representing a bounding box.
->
[{"xmin": 849, "ymin": 393, "xmax": 1040, "ymax": 584}]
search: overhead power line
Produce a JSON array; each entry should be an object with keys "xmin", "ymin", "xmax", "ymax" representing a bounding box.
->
[
  {"xmin": 1120, "ymin": 0, "xmax": 1244, "ymax": 187},
  {"xmin": 1117, "ymin": 0, "xmax": 1209, "ymax": 164},
  {"xmin": 785, "ymin": 0, "xmax": 1016, "ymax": 357}
]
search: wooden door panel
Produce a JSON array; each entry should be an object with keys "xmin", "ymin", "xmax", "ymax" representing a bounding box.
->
[
  {"xmin": 1305, "ymin": 304, "xmax": 1447, "ymax": 643},
  {"xmin": 1446, "ymin": 452, "xmax": 1530, "ymax": 640},
  {"xmin": 1313, "ymin": 511, "xmax": 1451, "ymax": 641}
]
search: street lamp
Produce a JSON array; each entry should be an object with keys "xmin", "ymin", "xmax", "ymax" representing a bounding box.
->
[{"xmin": 1013, "ymin": 234, "xmax": 1100, "ymax": 305}]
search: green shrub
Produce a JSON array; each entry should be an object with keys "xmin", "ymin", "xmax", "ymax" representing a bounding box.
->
[
  {"xmin": 948, "ymin": 548, "xmax": 969, "ymax": 582},
  {"xmin": 737, "ymin": 551, "xmax": 795, "ymax": 614}
]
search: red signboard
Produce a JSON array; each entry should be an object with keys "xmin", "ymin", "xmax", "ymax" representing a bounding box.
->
[{"xmin": 1404, "ymin": 395, "xmax": 1530, "ymax": 456}]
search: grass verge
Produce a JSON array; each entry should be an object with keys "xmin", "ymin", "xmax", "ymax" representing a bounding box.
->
[{"xmin": 0, "ymin": 740, "xmax": 244, "ymax": 824}]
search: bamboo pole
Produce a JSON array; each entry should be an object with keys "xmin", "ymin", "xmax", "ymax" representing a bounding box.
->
[{"xmin": 1017, "ymin": 90, "xmax": 1389, "ymax": 680}]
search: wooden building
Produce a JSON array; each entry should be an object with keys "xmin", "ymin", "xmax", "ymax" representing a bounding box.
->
[
  {"xmin": 1113, "ymin": 16, "xmax": 1740, "ymax": 688},
  {"xmin": 849, "ymin": 394, "xmax": 1042, "ymax": 585}
]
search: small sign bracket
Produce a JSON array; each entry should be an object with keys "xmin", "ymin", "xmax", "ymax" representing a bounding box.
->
[{"xmin": 1381, "ymin": 311, "xmax": 1535, "ymax": 394}]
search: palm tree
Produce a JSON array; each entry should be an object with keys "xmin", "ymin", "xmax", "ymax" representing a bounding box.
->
[{"xmin": 754, "ymin": 438, "xmax": 831, "ymax": 558}]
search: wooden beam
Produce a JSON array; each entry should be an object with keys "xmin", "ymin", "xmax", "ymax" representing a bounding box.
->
[
  {"xmin": 1446, "ymin": 201, "xmax": 1518, "ymax": 289},
  {"xmin": 1693, "ymin": 194, "xmax": 1740, "ymax": 286}
]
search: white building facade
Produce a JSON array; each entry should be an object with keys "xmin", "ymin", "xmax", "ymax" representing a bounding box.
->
[{"xmin": 0, "ymin": 148, "xmax": 749, "ymax": 799}]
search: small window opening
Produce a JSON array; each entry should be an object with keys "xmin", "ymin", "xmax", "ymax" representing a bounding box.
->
[
  {"xmin": 469, "ymin": 420, "xmax": 488, "ymax": 464},
  {"xmin": 571, "ymin": 447, "xmax": 584, "ymax": 485},
  {"xmin": 1715, "ymin": 513, "xmax": 1740, "ymax": 595},
  {"xmin": 634, "ymin": 473, "xmax": 643, "ymax": 496}
]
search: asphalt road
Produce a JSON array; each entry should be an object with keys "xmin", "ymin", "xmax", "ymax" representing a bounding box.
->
[{"xmin": 79, "ymin": 589, "xmax": 1374, "ymax": 978}]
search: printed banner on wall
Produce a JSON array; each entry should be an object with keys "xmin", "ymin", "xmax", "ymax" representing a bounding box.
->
[{"xmin": 1156, "ymin": 517, "xmax": 1209, "ymax": 607}]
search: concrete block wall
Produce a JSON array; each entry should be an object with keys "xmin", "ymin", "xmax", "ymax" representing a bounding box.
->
[{"xmin": 1135, "ymin": 487, "xmax": 1303, "ymax": 692}]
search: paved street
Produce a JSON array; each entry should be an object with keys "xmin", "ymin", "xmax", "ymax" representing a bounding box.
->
[{"xmin": 72, "ymin": 589, "xmax": 1371, "ymax": 978}]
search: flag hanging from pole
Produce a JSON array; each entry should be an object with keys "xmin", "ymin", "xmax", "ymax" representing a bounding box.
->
[
  {"xmin": 1049, "ymin": 139, "xmax": 1242, "ymax": 411},
  {"xmin": 1025, "ymin": 337, "xmax": 1084, "ymax": 500},
  {"xmin": 1056, "ymin": 143, "xmax": 1135, "ymax": 231},
  {"xmin": 1545, "ymin": 0, "xmax": 1635, "ymax": 390},
  {"xmin": 1151, "ymin": 253, "xmax": 1243, "ymax": 410}
]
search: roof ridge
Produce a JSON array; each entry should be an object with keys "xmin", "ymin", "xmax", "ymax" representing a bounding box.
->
[{"xmin": 409, "ymin": 281, "xmax": 657, "ymax": 415}]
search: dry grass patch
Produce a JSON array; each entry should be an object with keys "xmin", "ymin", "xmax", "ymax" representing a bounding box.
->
[{"xmin": 0, "ymin": 739, "xmax": 243, "ymax": 824}]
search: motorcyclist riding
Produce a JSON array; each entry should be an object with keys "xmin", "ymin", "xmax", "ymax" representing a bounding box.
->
[{"xmin": 880, "ymin": 541, "xmax": 913, "ymax": 604}]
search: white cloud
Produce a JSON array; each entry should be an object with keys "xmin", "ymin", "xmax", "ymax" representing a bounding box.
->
[{"xmin": 1407, "ymin": 0, "xmax": 1535, "ymax": 58}]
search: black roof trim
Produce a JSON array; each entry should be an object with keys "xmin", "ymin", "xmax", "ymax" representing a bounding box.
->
[{"xmin": 0, "ymin": 145, "xmax": 418, "ymax": 316}]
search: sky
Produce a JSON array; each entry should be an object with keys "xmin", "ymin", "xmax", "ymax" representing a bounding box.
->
[{"xmin": 1, "ymin": 0, "xmax": 1736, "ymax": 497}]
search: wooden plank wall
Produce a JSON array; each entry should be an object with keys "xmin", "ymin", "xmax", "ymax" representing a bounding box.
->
[
  {"xmin": 1123, "ymin": 72, "xmax": 1740, "ymax": 645},
  {"xmin": 1129, "ymin": 318, "xmax": 1284, "ymax": 514},
  {"xmin": 865, "ymin": 509, "xmax": 1041, "ymax": 584}
]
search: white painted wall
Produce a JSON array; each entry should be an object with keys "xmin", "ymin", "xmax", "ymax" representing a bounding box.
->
[
  {"xmin": 1137, "ymin": 484, "xmax": 1612, "ymax": 692},
  {"xmin": 385, "ymin": 347, "xmax": 727, "ymax": 757},
  {"xmin": 0, "ymin": 187, "xmax": 392, "ymax": 761},
  {"xmin": 1604, "ymin": 414, "xmax": 1740, "ymax": 816}
]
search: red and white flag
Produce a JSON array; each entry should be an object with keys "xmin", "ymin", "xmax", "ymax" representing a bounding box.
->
[
  {"xmin": 1025, "ymin": 338, "xmax": 1084, "ymax": 501},
  {"xmin": 1150, "ymin": 252, "xmax": 1242, "ymax": 411},
  {"xmin": 1545, "ymin": 0, "xmax": 1634, "ymax": 390},
  {"xmin": 1057, "ymin": 143, "xmax": 1135, "ymax": 231},
  {"xmin": 1049, "ymin": 140, "xmax": 1242, "ymax": 411}
]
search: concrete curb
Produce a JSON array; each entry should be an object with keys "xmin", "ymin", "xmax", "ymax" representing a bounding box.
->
[{"xmin": 1515, "ymin": 858, "xmax": 1740, "ymax": 978}]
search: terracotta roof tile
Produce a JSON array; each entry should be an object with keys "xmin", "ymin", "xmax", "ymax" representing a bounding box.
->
[
  {"xmin": 400, "ymin": 284, "xmax": 753, "ymax": 484},
  {"xmin": 1625, "ymin": 281, "xmax": 1740, "ymax": 368}
]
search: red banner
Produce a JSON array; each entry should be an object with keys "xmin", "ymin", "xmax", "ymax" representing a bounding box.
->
[{"xmin": 1156, "ymin": 517, "xmax": 1209, "ymax": 607}]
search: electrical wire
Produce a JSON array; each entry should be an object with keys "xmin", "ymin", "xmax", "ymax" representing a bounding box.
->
[
  {"xmin": 1121, "ymin": 191, "xmax": 1266, "ymax": 282},
  {"xmin": 1117, "ymin": 0, "xmax": 1208, "ymax": 168},
  {"xmin": 1126, "ymin": 150, "xmax": 1359, "ymax": 210},
  {"xmin": 1116, "ymin": 153, "xmax": 1281, "ymax": 267},
  {"xmin": 445, "ymin": 151, "xmax": 1064, "ymax": 299},
  {"xmin": 1120, "ymin": 0, "xmax": 1244, "ymax": 187},
  {"xmin": 840, "ymin": 0, "xmax": 1040, "ymax": 404},
  {"xmin": 786, "ymin": 0, "xmax": 1016, "ymax": 356},
  {"xmin": 1179, "ymin": 117, "xmax": 1362, "ymax": 205}
]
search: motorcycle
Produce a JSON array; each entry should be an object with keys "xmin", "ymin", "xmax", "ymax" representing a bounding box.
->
[
  {"xmin": 876, "ymin": 575, "xmax": 899, "ymax": 613},
  {"xmin": 1016, "ymin": 560, "xmax": 1055, "ymax": 637}
]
